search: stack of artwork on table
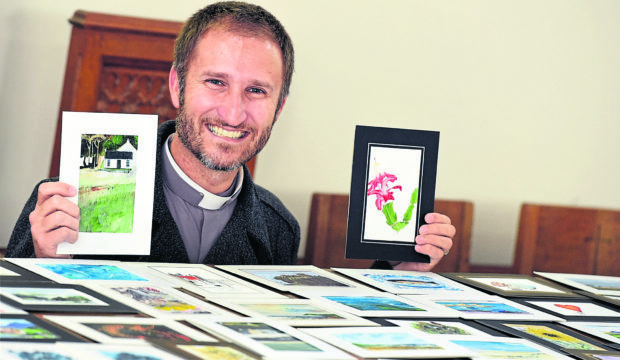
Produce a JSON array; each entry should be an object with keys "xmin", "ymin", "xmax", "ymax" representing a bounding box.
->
[{"xmin": 1, "ymin": 259, "xmax": 619, "ymax": 360}]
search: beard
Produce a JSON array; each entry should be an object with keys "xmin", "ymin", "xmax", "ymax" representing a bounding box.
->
[{"xmin": 175, "ymin": 108, "xmax": 273, "ymax": 172}]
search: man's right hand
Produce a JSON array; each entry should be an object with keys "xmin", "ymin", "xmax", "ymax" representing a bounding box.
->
[{"xmin": 29, "ymin": 182, "xmax": 80, "ymax": 258}]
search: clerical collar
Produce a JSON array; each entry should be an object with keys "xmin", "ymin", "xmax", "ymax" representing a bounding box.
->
[{"xmin": 164, "ymin": 134, "xmax": 243, "ymax": 210}]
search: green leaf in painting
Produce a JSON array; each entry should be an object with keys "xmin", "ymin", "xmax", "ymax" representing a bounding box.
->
[{"xmin": 382, "ymin": 202, "xmax": 397, "ymax": 225}]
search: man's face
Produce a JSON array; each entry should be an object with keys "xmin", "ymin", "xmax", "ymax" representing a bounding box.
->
[{"xmin": 172, "ymin": 27, "xmax": 285, "ymax": 172}]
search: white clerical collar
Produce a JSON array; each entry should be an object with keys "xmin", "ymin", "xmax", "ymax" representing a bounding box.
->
[{"xmin": 165, "ymin": 134, "xmax": 243, "ymax": 210}]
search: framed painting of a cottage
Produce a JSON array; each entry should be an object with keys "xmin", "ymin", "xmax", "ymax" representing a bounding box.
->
[{"xmin": 58, "ymin": 111, "xmax": 157, "ymax": 255}]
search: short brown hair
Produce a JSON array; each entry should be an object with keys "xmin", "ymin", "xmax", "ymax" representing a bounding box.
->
[{"xmin": 173, "ymin": 1, "xmax": 294, "ymax": 113}]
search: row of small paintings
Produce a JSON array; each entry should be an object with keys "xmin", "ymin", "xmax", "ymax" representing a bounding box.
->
[
  {"xmin": 2, "ymin": 258, "xmax": 619, "ymax": 359},
  {"xmin": 3, "ymin": 310, "xmax": 619, "ymax": 359},
  {"xmin": 5, "ymin": 258, "xmax": 620, "ymax": 298},
  {"xmin": 3, "ymin": 259, "xmax": 620, "ymax": 323}
]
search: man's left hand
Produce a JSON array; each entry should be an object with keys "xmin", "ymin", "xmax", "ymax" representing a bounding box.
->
[{"xmin": 393, "ymin": 212, "xmax": 455, "ymax": 272}]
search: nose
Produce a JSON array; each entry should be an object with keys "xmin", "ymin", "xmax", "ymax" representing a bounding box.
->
[{"xmin": 216, "ymin": 89, "xmax": 248, "ymax": 126}]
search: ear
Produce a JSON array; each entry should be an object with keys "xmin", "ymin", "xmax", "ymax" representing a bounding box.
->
[
  {"xmin": 169, "ymin": 66, "xmax": 180, "ymax": 109},
  {"xmin": 272, "ymin": 97, "xmax": 287, "ymax": 125}
]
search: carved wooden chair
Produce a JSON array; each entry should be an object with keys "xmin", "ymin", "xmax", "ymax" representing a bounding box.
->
[
  {"xmin": 303, "ymin": 193, "xmax": 473, "ymax": 272},
  {"xmin": 49, "ymin": 10, "xmax": 256, "ymax": 178},
  {"xmin": 513, "ymin": 203, "xmax": 620, "ymax": 276}
]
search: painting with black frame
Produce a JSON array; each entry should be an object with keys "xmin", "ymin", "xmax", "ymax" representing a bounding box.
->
[
  {"xmin": 346, "ymin": 125, "xmax": 439, "ymax": 263},
  {"xmin": 0, "ymin": 259, "xmax": 52, "ymax": 283},
  {"xmin": 0, "ymin": 280, "xmax": 139, "ymax": 314}
]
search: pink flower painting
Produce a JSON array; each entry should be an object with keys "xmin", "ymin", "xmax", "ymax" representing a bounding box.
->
[
  {"xmin": 367, "ymin": 172, "xmax": 418, "ymax": 232},
  {"xmin": 367, "ymin": 172, "xmax": 402, "ymax": 210}
]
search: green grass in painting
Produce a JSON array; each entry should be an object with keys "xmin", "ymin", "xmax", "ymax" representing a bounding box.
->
[{"xmin": 78, "ymin": 169, "xmax": 136, "ymax": 233}]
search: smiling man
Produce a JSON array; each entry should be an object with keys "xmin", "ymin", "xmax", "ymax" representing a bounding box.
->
[{"xmin": 7, "ymin": 1, "xmax": 453, "ymax": 269}]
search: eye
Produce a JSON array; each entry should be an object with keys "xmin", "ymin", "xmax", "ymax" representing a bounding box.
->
[
  {"xmin": 247, "ymin": 87, "xmax": 266, "ymax": 95},
  {"xmin": 205, "ymin": 79, "xmax": 224, "ymax": 86}
]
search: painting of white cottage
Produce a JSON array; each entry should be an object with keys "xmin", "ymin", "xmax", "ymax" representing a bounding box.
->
[
  {"xmin": 78, "ymin": 134, "xmax": 139, "ymax": 233},
  {"xmin": 104, "ymin": 139, "xmax": 137, "ymax": 170}
]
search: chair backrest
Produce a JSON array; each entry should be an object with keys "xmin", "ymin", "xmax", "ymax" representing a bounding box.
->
[
  {"xmin": 513, "ymin": 203, "xmax": 620, "ymax": 276},
  {"xmin": 303, "ymin": 193, "xmax": 473, "ymax": 272},
  {"xmin": 49, "ymin": 10, "xmax": 256, "ymax": 178}
]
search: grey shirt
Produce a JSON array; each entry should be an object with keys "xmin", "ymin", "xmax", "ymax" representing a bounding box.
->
[{"xmin": 160, "ymin": 134, "xmax": 242, "ymax": 263}]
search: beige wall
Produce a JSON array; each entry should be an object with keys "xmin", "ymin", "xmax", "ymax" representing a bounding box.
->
[{"xmin": 1, "ymin": 0, "xmax": 618, "ymax": 265}]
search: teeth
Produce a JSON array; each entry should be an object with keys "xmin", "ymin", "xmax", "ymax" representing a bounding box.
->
[{"xmin": 208, "ymin": 125, "xmax": 245, "ymax": 139}]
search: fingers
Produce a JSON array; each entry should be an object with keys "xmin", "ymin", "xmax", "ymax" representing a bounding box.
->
[
  {"xmin": 36, "ymin": 182, "xmax": 76, "ymax": 207},
  {"xmin": 30, "ymin": 182, "xmax": 79, "ymax": 258},
  {"xmin": 425, "ymin": 212, "xmax": 451, "ymax": 225}
]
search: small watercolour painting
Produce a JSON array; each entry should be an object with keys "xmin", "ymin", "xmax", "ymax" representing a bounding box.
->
[
  {"xmin": 346, "ymin": 126, "xmax": 439, "ymax": 263},
  {"xmin": 306, "ymin": 291, "xmax": 457, "ymax": 318},
  {"xmin": 154, "ymin": 341, "xmax": 262, "ymax": 360},
  {"xmin": 561, "ymin": 322, "xmax": 620, "ymax": 345},
  {"xmin": 478, "ymin": 320, "xmax": 610, "ymax": 352},
  {"xmin": 0, "ymin": 287, "xmax": 108, "ymax": 306},
  {"xmin": 387, "ymin": 319, "xmax": 494, "ymax": 337},
  {"xmin": 142, "ymin": 263, "xmax": 282, "ymax": 298},
  {"xmin": 0, "ymin": 318, "xmax": 55, "ymax": 341},
  {"xmin": 364, "ymin": 145, "xmax": 422, "ymax": 243},
  {"xmin": 6, "ymin": 258, "xmax": 152, "ymax": 285},
  {"xmin": 564, "ymin": 349, "xmax": 620, "ymax": 360},
  {"xmin": 447, "ymin": 336, "xmax": 573, "ymax": 360},
  {"xmin": 211, "ymin": 298, "xmax": 377, "ymax": 327},
  {"xmin": 216, "ymin": 265, "xmax": 364, "ymax": 292},
  {"xmin": 78, "ymin": 133, "xmax": 138, "ymax": 234},
  {"xmin": 0, "ymin": 315, "xmax": 81, "ymax": 342},
  {"xmin": 427, "ymin": 295, "xmax": 563, "ymax": 320},
  {"xmin": 442, "ymin": 273, "xmax": 579, "ymax": 297},
  {"xmin": 90, "ymin": 283, "xmax": 229, "ymax": 319},
  {"xmin": 302, "ymin": 326, "xmax": 471, "ymax": 359},
  {"xmin": 188, "ymin": 316, "xmax": 354, "ymax": 359},
  {"xmin": 58, "ymin": 111, "xmax": 157, "ymax": 255},
  {"xmin": 332, "ymin": 268, "xmax": 488, "ymax": 297},
  {"xmin": 534, "ymin": 272, "xmax": 620, "ymax": 296},
  {"xmin": 43, "ymin": 315, "xmax": 217, "ymax": 345},
  {"xmin": 525, "ymin": 300, "xmax": 620, "ymax": 319}
]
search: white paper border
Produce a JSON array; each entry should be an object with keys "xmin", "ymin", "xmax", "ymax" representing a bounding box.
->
[{"xmin": 58, "ymin": 111, "xmax": 157, "ymax": 255}]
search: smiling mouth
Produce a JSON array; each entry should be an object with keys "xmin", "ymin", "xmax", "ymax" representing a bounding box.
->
[{"xmin": 207, "ymin": 124, "xmax": 248, "ymax": 140}]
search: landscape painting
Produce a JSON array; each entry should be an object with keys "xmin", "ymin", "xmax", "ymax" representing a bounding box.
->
[
  {"xmin": 78, "ymin": 133, "xmax": 138, "ymax": 233},
  {"xmin": 0, "ymin": 318, "xmax": 59, "ymax": 340},
  {"xmin": 218, "ymin": 321, "xmax": 322, "ymax": 352},
  {"xmin": 388, "ymin": 320, "xmax": 492, "ymax": 337},
  {"xmin": 0, "ymin": 315, "xmax": 81, "ymax": 342},
  {"xmin": 429, "ymin": 296, "xmax": 562, "ymax": 320},
  {"xmin": 0, "ymin": 286, "xmax": 108, "ymax": 306},
  {"xmin": 43, "ymin": 315, "xmax": 216, "ymax": 345},
  {"xmin": 308, "ymin": 292, "xmax": 456, "ymax": 318},
  {"xmin": 303, "ymin": 326, "xmax": 468, "ymax": 358},
  {"xmin": 333, "ymin": 268, "xmax": 487, "ymax": 297},
  {"xmin": 213, "ymin": 298, "xmax": 377, "ymax": 327},
  {"xmin": 217, "ymin": 265, "xmax": 363, "ymax": 292},
  {"xmin": 187, "ymin": 317, "xmax": 352, "ymax": 359},
  {"xmin": 175, "ymin": 343, "xmax": 261, "ymax": 360},
  {"xmin": 37, "ymin": 263, "xmax": 148, "ymax": 282},
  {"xmin": 502, "ymin": 323, "xmax": 606, "ymax": 351},
  {"xmin": 449, "ymin": 337, "xmax": 573, "ymax": 360}
]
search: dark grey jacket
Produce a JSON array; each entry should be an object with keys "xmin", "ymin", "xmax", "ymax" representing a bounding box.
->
[{"xmin": 7, "ymin": 121, "xmax": 300, "ymax": 265}]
